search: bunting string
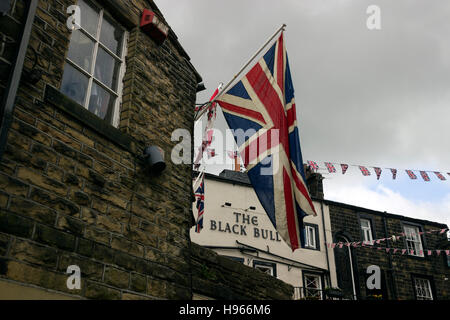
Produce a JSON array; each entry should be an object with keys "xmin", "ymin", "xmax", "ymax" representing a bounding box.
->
[
  {"xmin": 328, "ymin": 244, "xmax": 450, "ymax": 257},
  {"xmin": 325, "ymin": 228, "xmax": 449, "ymax": 249},
  {"xmin": 307, "ymin": 161, "xmax": 450, "ymax": 182}
]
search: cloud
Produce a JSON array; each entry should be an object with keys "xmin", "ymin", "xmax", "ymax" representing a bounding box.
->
[
  {"xmin": 155, "ymin": 0, "xmax": 450, "ymax": 227},
  {"xmin": 324, "ymin": 177, "xmax": 450, "ymax": 228}
]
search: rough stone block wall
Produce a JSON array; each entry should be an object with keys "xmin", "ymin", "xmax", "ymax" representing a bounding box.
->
[
  {"xmin": 0, "ymin": 0, "xmax": 198, "ymax": 299},
  {"xmin": 0, "ymin": 0, "xmax": 297, "ymax": 300},
  {"xmin": 190, "ymin": 243, "xmax": 294, "ymax": 300},
  {"xmin": 329, "ymin": 202, "xmax": 450, "ymax": 300}
]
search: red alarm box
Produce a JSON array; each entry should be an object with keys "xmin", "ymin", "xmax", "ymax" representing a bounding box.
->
[{"xmin": 140, "ymin": 9, "xmax": 169, "ymax": 45}]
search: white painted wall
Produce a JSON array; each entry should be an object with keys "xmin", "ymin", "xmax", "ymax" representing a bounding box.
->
[{"xmin": 191, "ymin": 176, "xmax": 338, "ymax": 290}]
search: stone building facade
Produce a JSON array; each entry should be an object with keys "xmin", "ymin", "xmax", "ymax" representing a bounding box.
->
[
  {"xmin": 305, "ymin": 170, "xmax": 450, "ymax": 300},
  {"xmin": 327, "ymin": 200, "xmax": 450, "ymax": 300},
  {"xmin": 191, "ymin": 170, "xmax": 337, "ymax": 300},
  {"xmin": 0, "ymin": 0, "xmax": 293, "ymax": 300}
]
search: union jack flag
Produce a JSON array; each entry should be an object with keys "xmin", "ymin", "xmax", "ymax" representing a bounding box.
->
[
  {"xmin": 359, "ymin": 166, "xmax": 371, "ymax": 176},
  {"xmin": 340, "ymin": 164, "xmax": 349, "ymax": 175},
  {"xmin": 406, "ymin": 170, "xmax": 417, "ymax": 180},
  {"xmin": 227, "ymin": 150, "xmax": 239, "ymax": 159},
  {"xmin": 419, "ymin": 171, "xmax": 430, "ymax": 182},
  {"xmin": 307, "ymin": 160, "xmax": 319, "ymax": 172},
  {"xmin": 325, "ymin": 162, "xmax": 336, "ymax": 173},
  {"xmin": 374, "ymin": 167, "xmax": 382, "ymax": 180},
  {"xmin": 193, "ymin": 173, "xmax": 205, "ymax": 233},
  {"xmin": 434, "ymin": 172, "xmax": 446, "ymax": 181},
  {"xmin": 216, "ymin": 33, "xmax": 317, "ymax": 251},
  {"xmin": 206, "ymin": 148, "xmax": 216, "ymax": 159},
  {"xmin": 390, "ymin": 168, "xmax": 397, "ymax": 180}
]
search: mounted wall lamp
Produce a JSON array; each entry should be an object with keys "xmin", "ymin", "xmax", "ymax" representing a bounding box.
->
[
  {"xmin": 196, "ymin": 83, "xmax": 206, "ymax": 92},
  {"xmin": 143, "ymin": 145, "xmax": 166, "ymax": 174}
]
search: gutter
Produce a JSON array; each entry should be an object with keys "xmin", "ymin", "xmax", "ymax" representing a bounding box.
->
[{"xmin": 320, "ymin": 201, "xmax": 332, "ymax": 286}]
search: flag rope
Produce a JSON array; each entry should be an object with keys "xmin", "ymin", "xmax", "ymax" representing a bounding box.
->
[
  {"xmin": 325, "ymin": 227, "xmax": 449, "ymax": 248},
  {"xmin": 307, "ymin": 160, "xmax": 450, "ymax": 181}
]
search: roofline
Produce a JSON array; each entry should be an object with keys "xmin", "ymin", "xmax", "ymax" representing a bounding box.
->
[
  {"xmin": 201, "ymin": 171, "xmax": 252, "ymax": 187},
  {"xmin": 317, "ymin": 197, "xmax": 448, "ymax": 229},
  {"xmin": 199, "ymin": 172, "xmax": 448, "ymax": 229},
  {"xmin": 148, "ymin": 0, "xmax": 203, "ymax": 84}
]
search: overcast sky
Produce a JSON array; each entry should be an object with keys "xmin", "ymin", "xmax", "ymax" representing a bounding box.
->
[{"xmin": 155, "ymin": 0, "xmax": 450, "ymax": 229}]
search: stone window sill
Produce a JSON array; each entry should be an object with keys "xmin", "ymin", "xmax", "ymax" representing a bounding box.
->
[{"xmin": 44, "ymin": 85, "xmax": 138, "ymax": 156}]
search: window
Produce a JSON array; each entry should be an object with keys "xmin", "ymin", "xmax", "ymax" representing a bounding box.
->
[
  {"xmin": 404, "ymin": 225, "xmax": 424, "ymax": 257},
  {"xmin": 305, "ymin": 225, "xmax": 317, "ymax": 249},
  {"xmin": 360, "ymin": 218, "xmax": 373, "ymax": 244},
  {"xmin": 414, "ymin": 277, "xmax": 433, "ymax": 300},
  {"xmin": 222, "ymin": 256, "xmax": 244, "ymax": 264},
  {"xmin": 61, "ymin": 0, "xmax": 127, "ymax": 126},
  {"xmin": 303, "ymin": 273, "xmax": 322, "ymax": 299},
  {"xmin": 253, "ymin": 261, "xmax": 276, "ymax": 277}
]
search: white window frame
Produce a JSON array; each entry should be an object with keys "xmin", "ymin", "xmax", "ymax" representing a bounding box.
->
[
  {"xmin": 305, "ymin": 225, "xmax": 316, "ymax": 249},
  {"xmin": 253, "ymin": 260, "xmax": 276, "ymax": 277},
  {"xmin": 255, "ymin": 264, "xmax": 274, "ymax": 276},
  {"xmin": 414, "ymin": 277, "xmax": 433, "ymax": 300},
  {"xmin": 360, "ymin": 218, "xmax": 373, "ymax": 245},
  {"xmin": 64, "ymin": 0, "xmax": 128, "ymax": 127},
  {"xmin": 404, "ymin": 225, "xmax": 424, "ymax": 257},
  {"xmin": 303, "ymin": 273, "xmax": 322, "ymax": 299}
]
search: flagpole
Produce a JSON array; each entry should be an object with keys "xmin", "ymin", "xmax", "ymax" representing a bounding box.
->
[{"xmin": 195, "ymin": 23, "xmax": 287, "ymax": 120}]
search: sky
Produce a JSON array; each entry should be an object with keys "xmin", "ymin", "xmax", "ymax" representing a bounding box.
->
[{"xmin": 155, "ymin": 0, "xmax": 450, "ymax": 229}]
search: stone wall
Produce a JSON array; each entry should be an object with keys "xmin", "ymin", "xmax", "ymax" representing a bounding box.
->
[
  {"xmin": 0, "ymin": 0, "xmax": 296, "ymax": 300},
  {"xmin": 328, "ymin": 200, "xmax": 450, "ymax": 300},
  {"xmin": 190, "ymin": 243, "xmax": 294, "ymax": 300},
  {"xmin": 0, "ymin": 0, "xmax": 199, "ymax": 299}
]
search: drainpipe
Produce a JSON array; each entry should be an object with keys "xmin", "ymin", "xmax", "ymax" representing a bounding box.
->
[
  {"xmin": 0, "ymin": 0, "xmax": 38, "ymax": 160},
  {"xmin": 383, "ymin": 211, "xmax": 398, "ymax": 300},
  {"xmin": 320, "ymin": 201, "xmax": 331, "ymax": 287}
]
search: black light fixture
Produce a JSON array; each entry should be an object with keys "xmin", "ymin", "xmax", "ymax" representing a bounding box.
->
[
  {"xmin": 143, "ymin": 146, "xmax": 166, "ymax": 174},
  {"xmin": 196, "ymin": 82, "xmax": 206, "ymax": 92}
]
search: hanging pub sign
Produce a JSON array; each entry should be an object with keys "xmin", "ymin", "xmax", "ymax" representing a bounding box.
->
[{"xmin": 140, "ymin": 9, "xmax": 169, "ymax": 45}]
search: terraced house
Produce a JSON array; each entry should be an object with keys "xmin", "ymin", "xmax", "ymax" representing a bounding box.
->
[{"xmin": 0, "ymin": 0, "xmax": 293, "ymax": 299}]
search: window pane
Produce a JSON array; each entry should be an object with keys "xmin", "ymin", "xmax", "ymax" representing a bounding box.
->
[
  {"xmin": 88, "ymin": 82, "xmax": 115, "ymax": 120},
  {"xmin": 67, "ymin": 30, "xmax": 94, "ymax": 72},
  {"xmin": 100, "ymin": 16, "xmax": 123, "ymax": 55},
  {"xmin": 308, "ymin": 228, "xmax": 315, "ymax": 248},
  {"xmin": 60, "ymin": 63, "xmax": 89, "ymax": 106},
  {"xmin": 94, "ymin": 47, "xmax": 120, "ymax": 90},
  {"xmin": 361, "ymin": 219, "xmax": 370, "ymax": 228},
  {"xmin": 78, "ymin": 0, "xmax": 99, "ymax": 36}
]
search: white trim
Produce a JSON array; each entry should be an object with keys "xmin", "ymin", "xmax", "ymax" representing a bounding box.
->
[
  {"xmin": 63, "ymin": 0, "xmax": 127, "ymax": 127},
  {"xmin": 404, "ymin": 225, "xmax": 424, "ymax": 257},
  {"xmin": 414, "ymin": 277, "xmax": 433, "ymax": 300},
  {"xmin": 112, "ymin": 31, "xmax": 128, "ymax": 128},
  {"xmin": 360, "ymin": 218, "xmax": 373, "ymax": 244},
  {"xmin": 305, "ymin": 225, "xmax": 316, "ymax": 249}
]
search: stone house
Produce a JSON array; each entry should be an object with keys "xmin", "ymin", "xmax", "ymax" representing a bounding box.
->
[
  {"xmin": 0, "ymin": 0, "xmax": 292, "ymax": 299},
  {"xmin": 327, "ymin": 199, "xmax": 450, "ymax": 300},
  {"xmin": 305, "ymin": 172, "xmax": 450, "ymax": 300}
]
